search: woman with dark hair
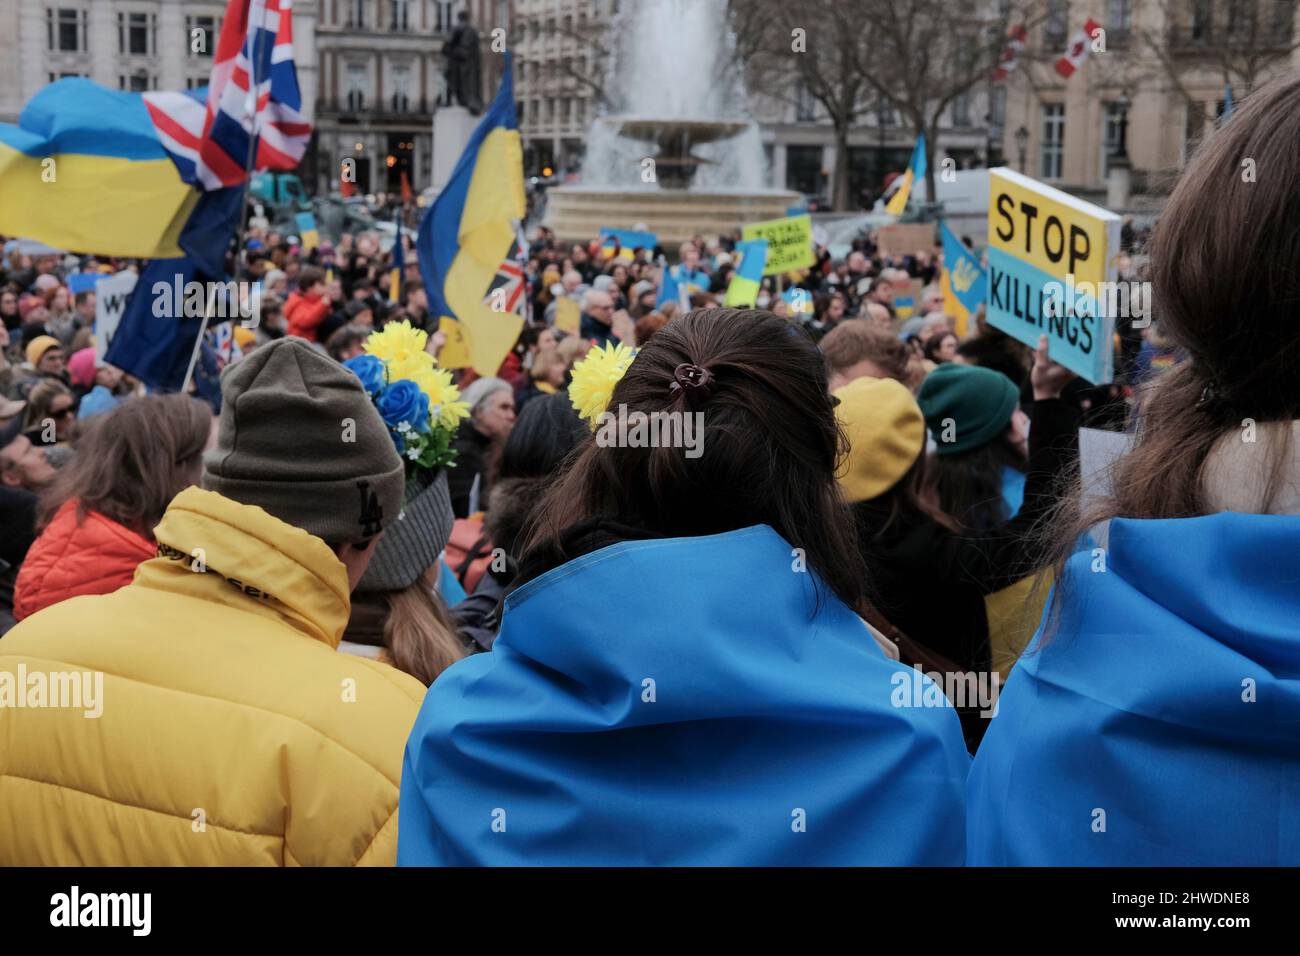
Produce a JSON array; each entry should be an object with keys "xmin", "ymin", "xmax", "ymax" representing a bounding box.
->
[
  {"xmin": 919, "ymin": 363, "xmax": 1029, "ymax": 530},
  {"xmin": 969, "ymin": 73, "xmax": 1300, "ymax": 866},
  {"xmin": 836, "ymin": 340, "xmax": 1077, "ymax": 752},
  {"xmin": 14, "ymin": 394, "xmax": 212, "ymax": 620},
  {"xmin": 923, "ymin": 331, "xmax": 958, "ymax": 365},
  {"xmin": 399, "ymin": 308, "xmax": 969, "ymax": 866}
]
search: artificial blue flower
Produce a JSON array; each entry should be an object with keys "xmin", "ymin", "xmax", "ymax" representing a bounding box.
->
[
  {"xmin": 377, "ymin": 379, "xmax": 430, "ymax": 432},
  {"xmin": 344, "ymin": 354, "xmax": 386, "ymax": 396}
]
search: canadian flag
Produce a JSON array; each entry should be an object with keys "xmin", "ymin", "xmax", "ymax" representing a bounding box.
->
[
  {"xmin": 1055, "ymin": 19, "xmax": 1103, "ymax": 78},
  {"xmin": 992, "ymin": 24, "xmax": 1028, "ymax": 82}
]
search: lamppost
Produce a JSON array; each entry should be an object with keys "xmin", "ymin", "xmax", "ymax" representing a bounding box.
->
[{"xmin": 1014, "ymin": 125, "xmax": 1029, "ymax": 174}]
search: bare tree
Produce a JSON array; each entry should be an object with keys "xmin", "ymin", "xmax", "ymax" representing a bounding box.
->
[
  {"xmin": 730, "ymin": 0, "xmax": 1037, "ymax": 210},
  {"xmin": 1141, "ymin": 0, "xmax": 1298, "ymax": 126}
]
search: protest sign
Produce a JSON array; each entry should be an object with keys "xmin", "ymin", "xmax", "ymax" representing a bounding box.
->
[
  {"xmin": 295, "ymin": 212, "xmax": 320, "ymax": 250},
  {"xmin": 94, "ymin": 271, "xmax": 138, "ymax": 365},
  {"xmin": 555, "ymin": 297, "xmax": 581, "ymax": 335},
  {"xmin": 987, "ymin": 167, "xmax": 1121, "ymax": 384},
  {"xmin": 742, "ymin": 214, "xmax": 814, "ymax": 275},
  {"xmin": 893, "ymin": 278, "xmax": 925, "ymax": 320},
  {"xmin": 877, "ymin": 222, "xmax": 935, "ymax": 258}
]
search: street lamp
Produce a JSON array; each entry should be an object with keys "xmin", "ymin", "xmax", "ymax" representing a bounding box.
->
[{"xmin": 1014, "ymin": 125, "xmax": 1029, "ymax": 173}]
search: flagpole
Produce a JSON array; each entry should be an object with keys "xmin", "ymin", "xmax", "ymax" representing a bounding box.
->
[{"xmin": 183, "ymin": 13, "xmax": 263, "ymax": 393}]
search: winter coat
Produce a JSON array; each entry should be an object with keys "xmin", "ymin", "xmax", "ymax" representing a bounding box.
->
[
  {"xmin": 284, "ymin": 290, "xmax": 331, "ymax": 341},
  {"xmin": 0, "ymin": 486, "xmax": 424, "ymax": 865},
  {"xmin": 399, "ymin": 524, "xmax": 969, "ymax": 865},
  {"xmin": 13, "ymin": 498, "xmax": 154, "ymax": 621}
]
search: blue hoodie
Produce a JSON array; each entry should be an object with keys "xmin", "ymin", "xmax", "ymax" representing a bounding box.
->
[
  {"xmin": 400, "ymin": 525, "xmax": 970, "ymax": 865},
  {"xmin": 968, "ymin": 512, "xmax": 1300, "ymax": 865}
]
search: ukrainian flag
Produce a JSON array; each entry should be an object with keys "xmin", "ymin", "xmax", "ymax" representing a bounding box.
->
[
  {"xmin": 417, "ymin": 55, "xmax": 526, "ymax": 377},
  {"xmin": 723, "ymin": 238, "xmax": 767, "ymax": 307},
  {"xmin": 885, "ymin": 132, "xmax": 927, "ymax": 217},
  {"xmin": 0, "ymin": 79, "xmax": 198, "ymax": 258}
]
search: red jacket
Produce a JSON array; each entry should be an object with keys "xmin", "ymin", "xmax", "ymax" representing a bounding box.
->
[
  {"xmin": 285, "ymin": 290, "xmax": 331, "ymax": 341},
  {"xmin": 14, "ymin": 499, "xmax": 155, "ymax": 621}
]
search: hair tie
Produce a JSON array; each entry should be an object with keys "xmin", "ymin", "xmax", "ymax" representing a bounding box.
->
[{"xmin": 669, "ymin": 363, "xmax": 715, "ymax": 405}]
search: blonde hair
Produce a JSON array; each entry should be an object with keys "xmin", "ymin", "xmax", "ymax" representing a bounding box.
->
[{"xmin": 381, "ymin": 567, "xmax": 467, "ymax": 685}]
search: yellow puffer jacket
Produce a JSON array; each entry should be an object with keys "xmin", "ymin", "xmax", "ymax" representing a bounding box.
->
[{"xmin": 0, "ymin": 487, "xmax": 425, "ymax": 866}]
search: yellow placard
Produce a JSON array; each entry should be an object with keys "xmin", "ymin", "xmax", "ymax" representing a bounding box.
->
[
  {"xmin": 555, "ymin": 296, "xmax": 581, "ymax": 335},
  {"xmin": 437, "ymin": 316, "xmax": 472, "ymax": 369},
  {"xmin": 741, "ymin": 214, "xmax": 814, "ymax": 276},
  {"xmin": 988, "ymin": 168, "xmax": 1114, "ymax": 287}
]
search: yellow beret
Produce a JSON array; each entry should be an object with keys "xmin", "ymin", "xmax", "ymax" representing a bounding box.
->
[{"xmin": 833, "ymin": 376, "xmax": 926, "ymax": 504}]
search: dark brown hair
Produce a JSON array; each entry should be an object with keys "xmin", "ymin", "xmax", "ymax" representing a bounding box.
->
[
  {"xmin": 819, "ymin": 319, "xmax": 913, "ymax": 384},
  {"xmin": 1038, "ymin": 72, "xmax": 1300, "ymax": 622},
  {"xmin": 38, "ymin": 394, "xmax": 212, "ymax": 536},
  {"xmin": 520, "ymin": 308, "xmax": 872, "ymax": 616}
]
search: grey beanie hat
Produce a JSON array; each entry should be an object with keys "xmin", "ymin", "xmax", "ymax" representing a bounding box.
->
[
  {"xmin": 202, "ymin": 337, "xmax": 405, "ymax": 544},
  {"xmin": 357, "ymin": 468, "xmax": 455, "ymax": 593}
]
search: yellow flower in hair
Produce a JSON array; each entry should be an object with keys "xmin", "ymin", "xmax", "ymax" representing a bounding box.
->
[
  {"xmin": 364, "ymin": 320, "xmax": 428, "ymax": 369},
  {"xmin": 569, "ymin": 341, "xmax": 636, "ymax": 427}
]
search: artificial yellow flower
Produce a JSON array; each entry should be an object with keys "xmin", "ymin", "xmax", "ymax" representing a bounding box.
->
[
  {"xmin": 364, "ymin": 320, "xmax": 428, "ymax": 369},
  {"xmin": 569, "ymin": 341, "xmax": 636, "ymax": 427},
  {"xmin": 410, "ymin": 365, "xmax": 469, "ymax": 430}
]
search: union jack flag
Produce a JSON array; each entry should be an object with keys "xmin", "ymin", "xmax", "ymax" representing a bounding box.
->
[
  {"xmin": 482, "ymin": 229, "xmax": 529, "ymax": 321},
  {"xmin": 142, "ymin": 0, "xmax": 311, "ymax": 190}
]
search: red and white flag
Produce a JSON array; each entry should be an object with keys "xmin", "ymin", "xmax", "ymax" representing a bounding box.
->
[
  {"xmin": 992, "ymin": 25, "xmax": 1028, "ymax": 82},
  {"xmin": 1055, "ymin": 18, "xmax": 1103, "ymax": 78}
]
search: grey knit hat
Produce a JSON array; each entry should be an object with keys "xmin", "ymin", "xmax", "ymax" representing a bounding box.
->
[
  {"xmin": 202, "ymin": 337, "xmax": 405, "ymax": 544},
  {"xmin": 356, "ymin": 467, "xmax": 455, "ymax": 593}
]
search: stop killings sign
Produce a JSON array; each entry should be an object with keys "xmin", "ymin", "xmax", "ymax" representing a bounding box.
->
[{"xmin": 986, "ymin": 167, "xmax": 1122, "ymax": 384}]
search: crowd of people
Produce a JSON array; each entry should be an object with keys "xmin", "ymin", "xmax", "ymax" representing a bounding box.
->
[{"xmin": 1, "ymin": 73, "xmax": 1296, "ymax": 866}]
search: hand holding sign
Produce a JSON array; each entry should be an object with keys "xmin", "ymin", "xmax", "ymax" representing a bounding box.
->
[{"xmin": 1030, "ymin": 335, "xmax": 1076, "ymax": 401}]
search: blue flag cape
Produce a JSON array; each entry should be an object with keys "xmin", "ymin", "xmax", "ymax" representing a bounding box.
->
[
  {"xmin": 400, "ymin": 525, "xmax": 969, "ymax": 865},
  {"xmin": 968, "ymin": 512, "xmax": 1300, "ymax": 865}
]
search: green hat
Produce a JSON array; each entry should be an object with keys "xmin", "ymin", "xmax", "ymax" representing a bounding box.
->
[{"xmin": 917, "ymin": 363, "xmax": 1020, "ymax": 456}]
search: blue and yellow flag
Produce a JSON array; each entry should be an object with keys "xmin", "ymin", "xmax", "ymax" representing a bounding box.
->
[
  {"xmin": 723, "ymin": 238, "xmax": 768, "ymax": 307},
  {"xmin": 599, "ymin": 227, "xmax": 656, "ymax": 261},
  {"xmin": 416, "ymin": 54, "xmax": 526, "ymax": 377},
  {"xmin": 0, "ymin": 78, "xmax": 198, "ymax": 257},
  {"xmin": 939, "ymin": 221, "xmax": 987, "ymax": 337},
  {"xmin": 885, "ymin": 132, "xmax": 927, "ymax": 217}
]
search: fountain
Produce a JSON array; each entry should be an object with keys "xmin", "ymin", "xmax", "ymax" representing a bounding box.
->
[{"xmin": 541, "ymin": 0, "xmax": 800, "ymax": 246}]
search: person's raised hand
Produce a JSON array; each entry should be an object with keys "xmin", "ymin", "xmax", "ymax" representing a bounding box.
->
[{"xmin": 1030, "ymin": 334, "xmax": 1074, "ymax": 401}]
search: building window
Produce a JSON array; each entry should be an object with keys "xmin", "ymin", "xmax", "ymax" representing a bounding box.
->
[
  {"xmin": 795, "ymin": 83, "xmax": 816, "ymax": 122},
  {"xmin": 390, "ymin": 0, "xmax": 410, "ymax": 31},
  {"xmin": 345, "ymin": 63, "xmax": 367, "ymax": 111},
  {"xmin": 951, "ymin": 92, "xmax": 971, "ymax": 127},
  {"xmin": 1106, "ymin": 0, "xmax": 1132, "ymax": 40},
  {"xmin": 48, "ymin": 7, "xmax": 87, "ymax": 52},
  {"xmin": 989, "ymin": 85, "xmax": 1007, "ymax": 127},
  {"xmin": 392, "ymin": 63, "xmax": 411, "ymax": 112},
  {"xmin": 1040, "ymin": 103, "xmax": 1065, "ymax": 180},
  {"xmin": 118, "ymin": 12, "xmax": 156, "ymax": 56},
  {"xmin": 347, "ymin": 0, "xmax": 367, "ymax": 29},
  {"xmin": 1225, "ymin": 0, "xmax": 1255, "ymax": 37},
  {"xmin": 1183, "ymin": 101, "xmax": 1207, "ymax": 162},
  {"xmin": 186, "ymin": 15, "xmax": 216, "ymax": 57},
  {"xmin": 1044, "ymin": 0, "xmax": 1069, "ymax": 49},
  {"xmin": 785, "ymin": 144, "xmax": 824, "ymax": 197},
  {"xmin": 1189, "ymin": 0, "xmax": 1212, "ymax": 41},
  {"xmin": 436, "ymin": 1, "xmax": 455, "ymax": 33},
  {"xmin": 1101, "ymin": 101, "xmax": 1127, "ymax": 176},
  {"xmin": 876, "ymin": 99, "xmax": 897, "ymax": 127},
  {"xmin": 185, "ymin": 75, "xmax": 207, "ymax": 90},
  {"xmin": 119, "ymin": 73, "xmax": 152, "ymax": 92},
  {"xmin": 545, "ymin": 98, "xmax": 554, "ymax": 123}
]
